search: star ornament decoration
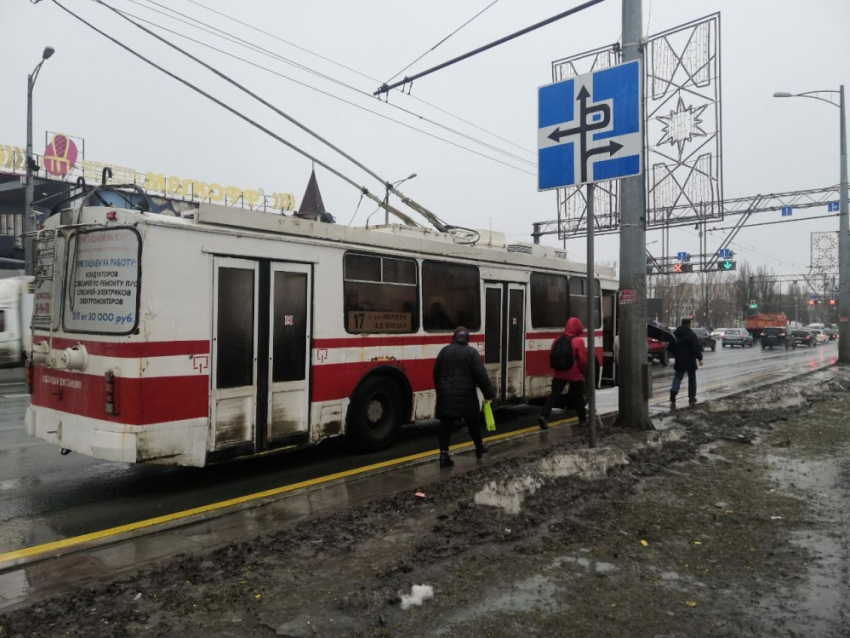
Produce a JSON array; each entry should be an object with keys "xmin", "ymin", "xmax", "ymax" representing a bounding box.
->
[{"xmin": 657, "ymin": 97, "xmax": 709, "ymax": 159}]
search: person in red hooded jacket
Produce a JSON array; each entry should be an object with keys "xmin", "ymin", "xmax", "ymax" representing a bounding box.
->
[{"xmin": 537, "ymin": 316, "xmax": 596, "ymax": 429}]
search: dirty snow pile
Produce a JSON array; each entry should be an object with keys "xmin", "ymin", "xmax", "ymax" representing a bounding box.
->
[{"xmin": 400, "ymin": 584, "xmax": 434, "ymax": 610}]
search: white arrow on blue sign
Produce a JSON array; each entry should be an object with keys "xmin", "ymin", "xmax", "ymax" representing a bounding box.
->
[
  {"xmin": 537, "ymin": 60, "xmax": 643, "ymax": 191},
  {"xmin": 828, "ymin": 201, "xmax": 840, "ymax": 212},
  {"xmin": 781, "ymin": 206, "xmax": 793, "ymax": 217},
  {"xmin": 718, "ymin": 248, "xmax": 731, "ymax": 259}
]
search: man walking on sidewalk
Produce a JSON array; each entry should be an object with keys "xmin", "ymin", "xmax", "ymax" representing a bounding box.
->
[
  {"xmin": 670, "ymin": 317, "xmax": 703, "ymax": 405},
  {"xmin": 433, "ymin": 326, "xmax": 496, "ymax": 468},
  {"xmin": 537, "ymin": 317, "xmax": 590, "ymax": 430}
]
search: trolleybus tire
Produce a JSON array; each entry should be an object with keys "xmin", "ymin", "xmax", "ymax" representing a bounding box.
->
[{"xmin": 346, "ymin": 375, "xmax": 405, "ymax": 452}]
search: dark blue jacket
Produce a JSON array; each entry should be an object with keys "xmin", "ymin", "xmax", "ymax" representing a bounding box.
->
[{"xmin": 433, "ymin": 334, "xmax": 495, "ymax": 419}]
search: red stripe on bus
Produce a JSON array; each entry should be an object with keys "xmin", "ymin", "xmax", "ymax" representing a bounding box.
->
[
  {"xmin": 526, "ymin": 330, "xmax": 604, "ymax": 340},
  {"xmin": 311, "ymin": 359, "xmax": 436, "ymax": 402},
  {"xmin": 32, "ymin": 337, "xmax": 210, "ymax": 358},
  {"xmin": 312, "ymin": 334, "xmax": 485, "ymax": 349},
  {"xmin": 32, "ymin": 368, "xmax": 209, "ymax": 425}
]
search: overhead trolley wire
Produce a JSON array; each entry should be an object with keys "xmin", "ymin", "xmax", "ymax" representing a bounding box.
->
[
  {"xmin": 50, "ymin": 0, "xmax": 421, "ymax": 228},
  {"xmin": 145, "ymin": 0, "xmax": 536, "ymax": 159},
  {"xmin": 123, "ymin": 0, "xmax": 536, "ymax": 169},
  {"xmin": 383, "ymin": 0, "xmax": 502, "ymax": 85},
  {"xmin": 374, "ymin": 0, "xmax": 608, "ymax": 95},
  {"xmin": 92, "ymin": 0, "xmax": 474, "ymax": 233},
  {"xmin": 107, "ymin": 6, "xmax": 537, "ymax": 176}
]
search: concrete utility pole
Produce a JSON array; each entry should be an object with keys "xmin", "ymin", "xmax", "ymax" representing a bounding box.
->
[
  {"xmin": 25, "ymin": 46, "xmax": 55, "ymax": 277},
  {"xmin": 617, "ymin": 0, "xmax": 651, "ymax": 428}
]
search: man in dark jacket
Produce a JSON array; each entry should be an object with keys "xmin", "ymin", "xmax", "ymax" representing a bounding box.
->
[
  {"xmin": 537, "ymin": 317, "xmax": 597, "ymax": 430},
  {"xmin": 433, "ymin": 326, "xmax": 496, "ymax": 468},
  {"xmin": 670, "ymin": 317, "xmax": 703, "ymax": 405}
]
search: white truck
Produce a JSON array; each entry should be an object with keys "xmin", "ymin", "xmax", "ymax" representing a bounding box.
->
[{"xmin": 0, "ymin": 276, "xmax": 34, "ymax": 366}]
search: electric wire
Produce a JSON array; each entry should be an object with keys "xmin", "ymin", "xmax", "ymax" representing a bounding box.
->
[
  {"xmin": 173, "ymin": 0, "xmax": 535, "ymax": 156},
  {"xmin": 91, "ymin": 0, "xmax": 455, "ymax": 232},
  {"xmin": 49, "ymin": 0, "xmax": 421, "ymax": 228},
  {"xmin": 384, "ymin": 0, "xmax": 502, "ymax": 85},
  {"xmin": 126, "ymin": 0, "xmax": 535, "ymax": 168},
  {"xmin": 106, "ymin": 6, "xmax": 537, "ymax": 176}
]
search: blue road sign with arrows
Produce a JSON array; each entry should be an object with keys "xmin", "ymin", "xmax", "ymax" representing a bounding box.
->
[
  {"xmin": 677, "ymin": 252, "xmax": 689, "ymax": 262},
  {"xmin": 537, "ymin": 60, "xmax": 642, "ymax": 191},
  {"xmin": 781, "ymin": 206, "xmax": 793, "ymax": 217},
  {"xmin": 718, "ymin": 248, "xmax": 731, "ymax": 259},
  {"xmin": 828, "ymin": 201, "xmax": 840, "ymax": 212}
]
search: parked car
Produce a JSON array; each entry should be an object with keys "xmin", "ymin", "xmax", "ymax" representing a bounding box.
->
[
  {"xmin": 693, "ymin": 327, "xmax": 717, "ymax": 352},
  {"xmin": 710, "ymin": 328, "xmax": 730, "ymax": 340},
  {"xmin": 722, "ymin": 328, "xmax": 753, "ymax": 348},
  {"xmin": 761, "ymin": 326, "xmax": 795, "ymax": 350},
  {"xmin": 809, "ymin": 329, "xmax": 828, "ymax": 345},
  {"xmin": 648, "ymin": 337, "xmax": 670, "ymax": 366},
  {"xmin": 790, "ymin": 329, "xmax": 816, "ymax": 347},
  {"xmin": 824, "ymin": 328, "xmax": 838, "ymax": 341}
]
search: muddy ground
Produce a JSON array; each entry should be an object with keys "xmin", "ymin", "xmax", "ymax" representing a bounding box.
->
[{"xmin": 3, "ymin": 370, "xmax": 849, "ymax": 637}]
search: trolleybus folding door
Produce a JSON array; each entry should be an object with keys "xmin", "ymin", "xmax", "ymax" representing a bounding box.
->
[
  {"xmin": 267, "ymin": 263, "xmax": 312, "ymax": 444},
  {"xmin": 211, "ymin": 258, "xmax": 259, "ymax": 450},
  {"xmin": 483, "ymin": 282, "xmax": 526, "ymax": 402}
]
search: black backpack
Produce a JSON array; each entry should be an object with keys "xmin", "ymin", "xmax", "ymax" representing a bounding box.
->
[{"xmin": 550, "ymin": 335, "xmax": 575, "ymax": 370}]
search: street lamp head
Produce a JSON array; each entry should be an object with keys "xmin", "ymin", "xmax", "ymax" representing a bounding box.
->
[
  {"xmin": 773, "ymin": 92, "xmax": 793, "ymax": 98},
  {"xmin": 407, "ymin": 173, "xmax": 417, "ymax": 180},
  {"xmin": 42, "ymin": 46, "xmax": 55, "ymax": 60}
]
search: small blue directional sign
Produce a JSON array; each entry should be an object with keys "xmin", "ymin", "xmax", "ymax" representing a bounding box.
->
[
  {"xmin": 718, "ymin": 248, "xmax": 731, "ymax": 259},
  {"xmin": 810, "ymin": 294, "xmax": 818, "ymax": 300},
  {"xmin": 538, "ymin": 60, "xmax": 642, "ymax": 191},
  {"xmin": 781, "ymin": 206, "xmax": 793, "ymax": 217},
  {"xmin": 828, "ymin": 201, "xmax": 840, "ymax": 212},
  {"xmin": 677, "ymin": 252, "xmax": 689, "ymax": 262}
]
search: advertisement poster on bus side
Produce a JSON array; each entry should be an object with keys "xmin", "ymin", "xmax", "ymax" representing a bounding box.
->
[{"xmin": 63, "ymin": 228, "xmax": 140, "ymax": 334}]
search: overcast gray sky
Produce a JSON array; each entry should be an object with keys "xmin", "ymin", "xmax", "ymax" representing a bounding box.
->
[{"xmin": 1, "ymin": 0, "xmax": 848, "ymax": 276}]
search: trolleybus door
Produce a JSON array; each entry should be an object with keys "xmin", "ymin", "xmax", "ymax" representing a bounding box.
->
[
  {"xmin": 483, "ymin": 284, "xmax": 503, "ymax": 396},
  {"xmin": 211, "ymin": 258, "xmax": 259, "ymax": 450},
  {"xmin": 602, "ymin": 289, "xmax": 616, "ymax": 383},
  {"xmin": 266, "ymin": 263, "xmax": 312, "ymax": 443},
  {"xmin": 483, "ymin": 282, "xmax": 526, "ymax": 402},
  {"xmin": 505, "ymin": 284, "xmax": 526, "ymax": 401}
]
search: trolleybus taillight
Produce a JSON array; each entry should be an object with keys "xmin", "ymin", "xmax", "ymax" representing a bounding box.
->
[{"xmin": 105, "ymin": 371, "xmax": 115, "ymax": 415}]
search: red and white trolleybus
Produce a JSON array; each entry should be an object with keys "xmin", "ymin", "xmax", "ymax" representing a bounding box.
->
[{"xmin": 26, "ymin": 195, "xmax": 618, "ymax": 466}]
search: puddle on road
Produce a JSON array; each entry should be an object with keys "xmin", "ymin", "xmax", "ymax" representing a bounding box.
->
[
  {"xmin": 435, "ymin": 574, "xmax": 564, "ymax": 635},
  {"xmin": 766, "ymin": 455, "xmax": 841, "ymax": 493},
  {"xmin": 547, "ymin": 555, "xmax": 616, "ymax": 574}
]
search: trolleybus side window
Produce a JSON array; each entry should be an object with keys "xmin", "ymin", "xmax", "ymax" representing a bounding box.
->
[
  {"xmin": 569, "ymin": 277, "xmax": 602, "ymax": 329},
  {"xmin": 530, "ymin": 273, "xmax": 568, "ymax": 328},
  {"xmin": 422, "ymin": 261, "xmax": 480, "ymax": 331},
  {"xmin": 217, "ymin": 268, "xmax": 255, "ymax": 389},
  {"xmin": 343, "ymin": 253, "xmax": 419, "ymax": 334}
]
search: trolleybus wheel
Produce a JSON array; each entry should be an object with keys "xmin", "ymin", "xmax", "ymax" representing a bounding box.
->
[{"xmin": 347, "ymin": 376, "xmax": 404, "ymax": 452}]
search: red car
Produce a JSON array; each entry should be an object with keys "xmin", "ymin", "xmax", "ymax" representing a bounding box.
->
[{"xmin": 648, "ymin": 337, "xmax": 670, "ymax": 366}]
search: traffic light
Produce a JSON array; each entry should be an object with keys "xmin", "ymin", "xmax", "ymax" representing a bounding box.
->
[
  {"xmin": 808, "ymin": 299, "xmax": 816, "ymax": 306},
  {"xmin": 716, "ymin": 260, "xmax": 736, "ymax": 271},
  {"xmin": 829, "ymin": 298, "xmax": 837, "ymax": 306},
  {"xmin": 749, "ymin": 301, "xmax": 758, "ymax": 309},
  {"xmin": 670, "ymin": 263, "xmax": 693, "ymax": 274}
]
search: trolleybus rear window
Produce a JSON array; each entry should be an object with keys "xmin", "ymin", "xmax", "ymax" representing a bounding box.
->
[
  {"xmin": 62, "ymin": 227, "xmax": 141, "ymax": 335},
  {"xmin": 530, "ymin": 273, "xmax": 568, "ymax": 329},
  {"xmin": 343, "ymin": 253, "xmax": 419, "ymax": 334},
  {"xmin": 422, "ymin": 261, "xmax": 480, "ymax": 331}
]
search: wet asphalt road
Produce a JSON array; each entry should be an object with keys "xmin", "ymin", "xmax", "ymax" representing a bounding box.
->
[{"xmin": 0, "ymin": 341, "xmax": 839, "ymax": 555}]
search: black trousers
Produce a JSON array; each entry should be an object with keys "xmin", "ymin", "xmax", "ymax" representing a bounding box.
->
[
  {"xmin": 438, "ymin": 411, "xmax": 484, "ymax": 452},
  {"xmin": 540, "ymin": 378, "xmax": 587, "ymax": 422}
]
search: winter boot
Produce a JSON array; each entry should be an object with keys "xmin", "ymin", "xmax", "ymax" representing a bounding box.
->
[
  {"xmin": 670, "ymin": 391, "xmax": 677, "ymax": 404},
  {"xmin": 475, "ymin": 444, "xmax": 489, "ymax": 460},
  {"xmin": 537, "ymin": 416, "xmax": 550, "ymax": 430},
  {"xmin": 439, "ymin": 452, "xmax": 454, "ymax": 468},
  {"xmin": 688, "ymin": 397, "xmax": 698, "ymax": 405}
]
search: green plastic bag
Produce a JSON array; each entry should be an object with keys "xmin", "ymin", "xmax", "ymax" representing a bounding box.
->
[{"xmin": 482, "ymin": 401, "xmax": 496, "ymax": 432}]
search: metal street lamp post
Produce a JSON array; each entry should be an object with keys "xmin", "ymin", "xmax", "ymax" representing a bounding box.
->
[
  {"xmin": 25, "ymin": 45, "xmax": 56, "ymax": 277},
  {"xmin": 774, "ymin": 87, "xmax": 849, "ymax": 363}
]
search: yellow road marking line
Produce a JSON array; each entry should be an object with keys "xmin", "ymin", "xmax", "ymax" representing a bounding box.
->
[{"xmin": 0, "ymin": 364, "xmax": 803, "ymax": 566}]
